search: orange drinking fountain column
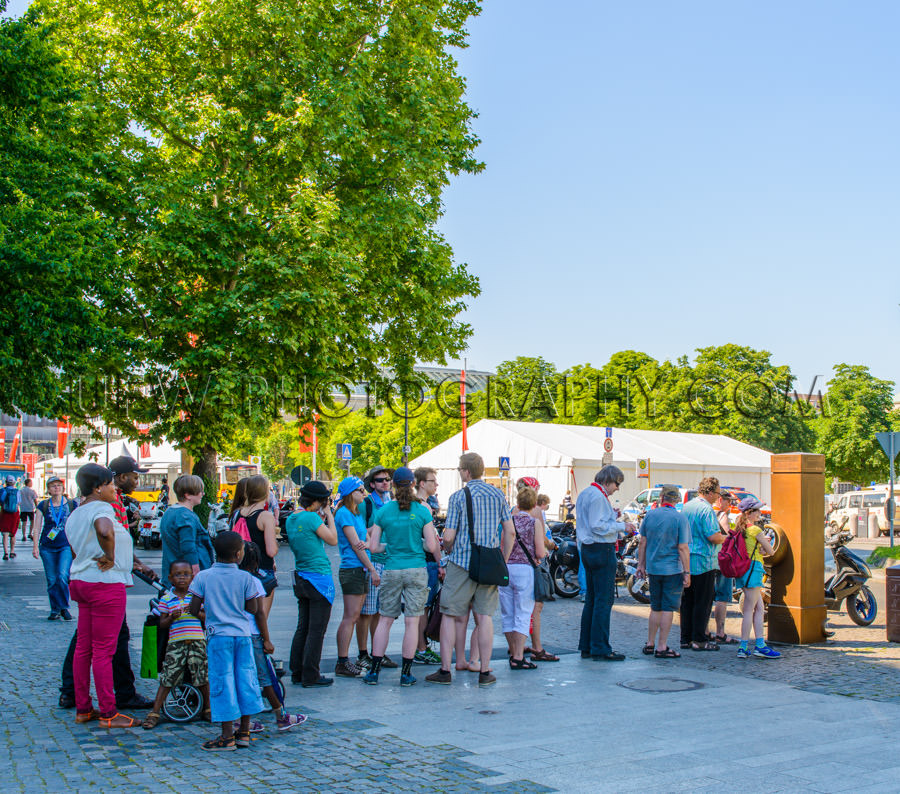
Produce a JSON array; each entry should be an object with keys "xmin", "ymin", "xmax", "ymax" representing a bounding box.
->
[{"xmin": 767, "ymin": 453, "xmax": 827, "ymax": 644}]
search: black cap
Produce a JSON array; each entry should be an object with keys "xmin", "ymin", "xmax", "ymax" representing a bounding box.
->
[
  {"xmin": 109, "ymin": 455, "xmax": 148, "ymax": 475},
  {"xmin": 300, "ymin": 480, "xmax": 331, "ymax": 501}
]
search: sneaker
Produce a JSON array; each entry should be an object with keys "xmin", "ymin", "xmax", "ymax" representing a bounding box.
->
[
  {"xmin": 233, "ymin": 720, "xmax": 264, "ymax": 733},
  {"xmin": 355, "ymin": 653, "xmax": 372, "ymax": 671},
  {"xmin": 362, "ymin": 670, "xmax": 379, "ymax": 685},
  {"xmin": 737, "ymin": 648, "xmax": 750, "ymax": 659},
  {"xmin": 48, "ymin": 612, "xmax": 61, "ymax": 621},
  {"xmin": 335, "ymin": 660, "xmax": 362, "ymax": 678},
  {"xmin": 301, "ymin": 676, "xmax": 333, "ymax": 688},
  {"xmin": 276, "ymin": 712, "xmax": 308, "ymax": 732},
  {"xmin": 478, "ymin": 672, "xmax": 497, "ymax": 687},
  {"xmin": 421, "ymin": 647, "xmax": 441, "ymax": 664},
  {"xmin": 425, "ymin": 670, "xmax": 452, "ymax": 685},
  {"xmin": 380, "ymin": 655, "xmax": 398, "ymax": 669},
  {"xmin": 413, "ymin": 650, "xmax": 429, "ymax": 665},
  {"xmin": 400, "ymin": 673, "xmax": 417, "ymax": 687},
  {"xmin": 60, "ymin": 609, "xmax": 73, "ymax": 621},
  {"xmin": 753, "ymin": 645, "xmax": 781, "ymax": 659}
]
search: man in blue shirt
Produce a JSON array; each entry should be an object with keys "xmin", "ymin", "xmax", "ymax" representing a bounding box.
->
[
  {"xmin": 575, "ymin": 466, "xmax": 635, "ymax": 661},
  {"xmin": 680, "ymin": 477, "xmax": 728, "ymax": 651}
]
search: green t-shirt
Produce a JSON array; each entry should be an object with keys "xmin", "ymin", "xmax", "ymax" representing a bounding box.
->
[
  {"xmin": 373, "ymin": 501, "xmax": 433, "ymax": 570},
  {"xmin": 286, "ymin": 510, "xmax": 331, "ymax": 576}
]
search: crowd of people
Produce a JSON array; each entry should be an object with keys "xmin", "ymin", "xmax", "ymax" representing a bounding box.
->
[{"xmin": 8, "ymin": 448, "xmax": 781, "ymax": 749}]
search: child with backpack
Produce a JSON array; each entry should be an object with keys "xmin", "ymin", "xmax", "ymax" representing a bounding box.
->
[{"xmin": 732, "ymin": 497, "xmax": 780, "ymax": 659}]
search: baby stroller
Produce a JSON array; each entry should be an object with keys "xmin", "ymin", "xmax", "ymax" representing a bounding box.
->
[{"xmin": 135, "ymin": 571, "xmax": 205, "ymax": 723}]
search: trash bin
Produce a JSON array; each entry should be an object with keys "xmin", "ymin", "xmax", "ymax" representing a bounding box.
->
[
  {"xmin": 868, "ymin": 513, "xmax": 881, "ymax": 539},
  {"xmin": 886, "ymin": 567, "xmax": 900, "ymax": 643}
]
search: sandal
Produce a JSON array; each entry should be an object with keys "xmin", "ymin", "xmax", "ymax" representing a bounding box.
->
[
  {"xmin": 680, "ymin": 642, "xmax": 691, "ymax": 650},
  {"xmin": 141, "ymin": 712, "xmax": 161, "ymax": 730},
  {"xmin": 654, "ymin": 647, "xmax": 681, "ymax": 659},
  {"xmin": 98, "ymin": 713, "xmax": 139, "ymax": 728},
  {"xmin": 523, "ymin": 646, "xmax": 536, "ymax": 656},
  {"xmin": 509, "ymin": 657, "xmax": 538, "ymax": 670},
  {"xmin": 234, "ymin": 729, "xmax": 251, "ymax": 748},
  {"xmin": 642, "ymin": 643, "xmax": 656, "ymax": 656},
  {"xmin": 714, "ymin": 634, "xmax": 739, "ymax": 645},
  {"xmin": 530, "ymin": 649, "xmax": 559, "ymax": 662},
  {"xmin": 202, "ymin": 735, "xmax": 236, "ymax": 752},
  {"xmin": 690, "ymin": 641, "xmax": 720, "ymax": 651}
]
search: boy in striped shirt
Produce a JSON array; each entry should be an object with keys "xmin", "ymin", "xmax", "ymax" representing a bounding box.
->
[{"xmin": 142, "ymin": 561, "xmax": 209, "ymax": 728}]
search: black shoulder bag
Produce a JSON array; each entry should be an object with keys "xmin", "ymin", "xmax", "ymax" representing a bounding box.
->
[
  {"xmin": 464, "ymin": 487, "xmax": 509, "ymax": 587},
  {"xmin": 513, "ymin": 522, "xmax": 554, "ymax": 602}
]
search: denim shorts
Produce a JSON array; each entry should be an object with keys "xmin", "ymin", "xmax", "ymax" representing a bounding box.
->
[
  {"xmin": 206, "ymin": 635, "xmax": 264, "ymax": 723},
  {"xmin": 649, "ymin": 573, "xmax": 684, "ymax": 612},
  {"xmin": 425, "ymin": 561, "xmax": 440, "ymax": 608},
  {"xmin": 714, "ymin": 570, "xmax": 734, "ymax": 603},
  {"xmin": 735, "ymin": 560, "xmax": 765, "ymax": 590},
  {"xmin": 250, "ymin": 635, "xmax": 272, "ymax": 689},
  {"xmin": 256, "ymin": 569, "xmax": 278, "ymax": 596}
]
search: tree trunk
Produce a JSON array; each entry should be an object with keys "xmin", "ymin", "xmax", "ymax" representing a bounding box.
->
[{"xmin": 191, "ymin": 445, "xmax": 218, "ymax": 527}]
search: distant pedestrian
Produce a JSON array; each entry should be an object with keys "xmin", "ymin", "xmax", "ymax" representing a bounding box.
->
[
  {"xmin": 576, "ymin": 466, "xmax": 633, "ymax": 661},
  {"xmin": 680, "ymin": 477, "xmax": 728, "ymax": 652},
  {"xmin": 188, "ymin": 532, "xmax": 265, "ymax": 751},
  {"xmin": 158, "ymin": 477, "xmax": 169, "ymax": 508},
  {"xmin": 710, "ymin": 490, "xmax": 738, "ymax": 645},
  {"xmin": 734, "ymin": 497, "xmax": 780, "ymax": 659},
  {"xmin": 31, "ymin": 475, "xmax": 76, "ymax": 620},
  {"xmin": 19, "ymin": 478, "xmax": 37, "ymax": 540},
  {"xmin": 426, "ymin": 452, "xmax": 514, "ymax": 688},
  {"xmin": 637, "ymin": 484, "xmax": 690, "ymax": 658},
  {"xmin": 287, "ymin": 480, "xmax": 338, "ymax": 688},
  {"xmin": 159, "ymin": 474, "xmax": 214, "ymax": 589},
  {"xmin": 0, "ymin": 475, "xmax": 20, "ymax": 559},
  {"xmin": 334, "ymin": 476, "xmax": 380, "ymax": 678},
  {"xmin": 363, "ymin": 467, "xmax": 440, "ymax": 686}
]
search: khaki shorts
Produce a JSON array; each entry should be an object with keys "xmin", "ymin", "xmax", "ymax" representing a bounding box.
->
[
  {"xmin": 339, "ymin": 567, "xmax": 368, "ymax": 596},
  {"xmin": 379, "ymin": 568, "xmax": 429, "ymax": 618},
  {"xmin": 439, "ymin": 561, "xmax": 499, "ymax": 617}
]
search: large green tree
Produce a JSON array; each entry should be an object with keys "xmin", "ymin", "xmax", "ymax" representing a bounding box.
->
[
  {"xmin": 39, "ymin": 0, "xmax": 482, "ymax": 478},
  {"xmin": 815, "ymin": 364, "xmax": 897, "ymax": 483},
  {"xmin": 0, "ymin": 3, "xmax": 133, "ymax": 415}
]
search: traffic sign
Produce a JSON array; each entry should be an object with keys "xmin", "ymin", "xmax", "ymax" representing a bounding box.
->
[
  {"xmin": 338, "ymin": 443, "xmax": 353, "ymax": 461},
  {"xmin": 603, "ymin": 438, "xmax": 613, "ymax": 453},
  {"xmin": 876, "ymin": 432, "xmax": 900, "ymax": 462},
  {"xmin": 249, "ymin": 455, "xmax": 261, "ymax": 467},
  {"xmin": 636, "ymin": 458, "xmax": 650, "ymax": 478},
  {"xmin": 498, "ymin": 456, "xmax": 510, "ymax": 472},
  {"xmin": 605, "ymin": 426, "xmax": 612, "ymax": 439},
  {"xmin": 402, "ymin": 445, "xmax": 412, "ymax": 455},
  {"xmin": 290, "ymin": 465, "xmax": 313, "ymax": 486},
  {"xmin": 601, "ymin": 451, "xmax": 613, "ymax": 466}
]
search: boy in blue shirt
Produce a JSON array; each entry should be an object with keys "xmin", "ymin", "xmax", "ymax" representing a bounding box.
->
[{"xmin": 189, "ymin": 531, "xmax": 264, "ymax": 751}]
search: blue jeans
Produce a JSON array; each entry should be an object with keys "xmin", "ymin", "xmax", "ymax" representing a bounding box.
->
[
  {"xmin": 579, "ymin": 542, "xmax": 616, "ymax": 656},
  {"xmin": 40, "ymin": 545, "xmax": 72, "ymax": 612}
]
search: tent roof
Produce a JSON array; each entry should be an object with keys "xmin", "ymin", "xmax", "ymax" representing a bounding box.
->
[{"xmin": 409, "ymin": 419, "xmax": 772, "ymax": 470}]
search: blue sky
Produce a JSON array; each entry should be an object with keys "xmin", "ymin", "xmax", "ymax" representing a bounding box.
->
[{"xmin": 7, "ymin": 0, "xmax": 899, "ymax": 392}]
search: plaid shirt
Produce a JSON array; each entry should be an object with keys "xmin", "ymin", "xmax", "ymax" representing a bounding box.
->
[{"xmin": 444, "ymin": 479, "xmax": 512, "ymax": 571}]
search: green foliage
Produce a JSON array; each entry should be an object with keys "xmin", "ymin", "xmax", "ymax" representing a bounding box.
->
[
  {"xmin": 814, "ymin": 364, "xmax": 897, "ymax": 483},
  {"xmin": 488, "ymin": 357, "xmax": 559, "ymax": 421},
  {"xmin": 37, "ymin": 0, "xmax": 483, "ymax": 470},
  {"xmin": 0, "ymin": 7, "xmax": 134, "ymax": 416}
]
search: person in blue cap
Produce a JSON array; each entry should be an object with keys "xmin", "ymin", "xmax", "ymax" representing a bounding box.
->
[{"xmin": 333, "ymin": 476, "xmax": 381, "ymax": 678}]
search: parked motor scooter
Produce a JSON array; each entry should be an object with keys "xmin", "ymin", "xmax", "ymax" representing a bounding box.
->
[
  {"xmin": 549, "ymin": 537, "xmax": 580, "ymax": 598},
  {"xmin": 825, "ymin": 520, "xmax": 877, "ymax": 626}
]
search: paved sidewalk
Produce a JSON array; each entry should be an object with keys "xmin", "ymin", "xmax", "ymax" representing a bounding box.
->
[{"xmin": 4, "ymin": 548, "xmax": 900, "ymax": 792}]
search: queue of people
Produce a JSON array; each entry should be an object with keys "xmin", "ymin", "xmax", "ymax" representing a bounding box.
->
[{"xmin": 39, "ymin": 451, "xmax": 779, "ymax": 749}]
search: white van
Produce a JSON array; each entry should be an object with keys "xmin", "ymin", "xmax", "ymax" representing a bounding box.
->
[{"xmin": 831, "ymin": 489, "xmax": 899, "ymax": 536}]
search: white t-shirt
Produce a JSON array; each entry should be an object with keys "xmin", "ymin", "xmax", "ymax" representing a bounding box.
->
[{"xmin": 68, "ymin": 501, "xmax": 134, "ymax": 585}]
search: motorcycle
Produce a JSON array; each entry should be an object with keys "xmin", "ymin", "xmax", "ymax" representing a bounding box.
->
[
  {"xmin": 825, "ymin": 522, "xmax": 877, "ymax": 626},
  {"xmin": 549, "ymin": 536, "xmax": 580, "ymax": 598},
  {"xmin": 277, "ymin": 498, "xmax": 296, "ymax": 543},
  {"xmin": 618, "ymin": 531, "xmax": 650, "ymax": 604}
]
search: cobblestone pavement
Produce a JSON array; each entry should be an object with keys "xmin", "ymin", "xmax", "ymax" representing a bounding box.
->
[{"xmin": 5, "ymin": 545, "xmax": 900, "ymax": 792}]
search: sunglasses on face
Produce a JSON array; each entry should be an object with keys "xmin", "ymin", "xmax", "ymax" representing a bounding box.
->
[{"xmin": 373, "ymin": 477, "xmax": 391, "ymax": 483}]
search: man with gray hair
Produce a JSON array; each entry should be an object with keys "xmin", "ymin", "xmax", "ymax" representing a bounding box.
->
[
  {"xmin": 575, "ymin": 466, "xmax": 635, "ymax": 661},
  {"xmin": 637, "ymin": 485, "xmax": 691, "ymax": 658}
]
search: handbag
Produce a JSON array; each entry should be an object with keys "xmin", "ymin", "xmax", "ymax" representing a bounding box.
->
[
  {"xmin": 464, "ymin": 487, "xmax": 509, "ymax": 587},
  {"xmin": 425, "ymin": 586, "xmax": 443, "ymax": 642},
  {"xmin": 514, "ymin": 523, "xmax": 554, "ymax": 601}
]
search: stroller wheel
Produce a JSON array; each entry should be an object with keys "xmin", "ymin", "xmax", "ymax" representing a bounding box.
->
[{"xmin": 161, "ymin": 683, "xmax": 204, "ymax": 723}]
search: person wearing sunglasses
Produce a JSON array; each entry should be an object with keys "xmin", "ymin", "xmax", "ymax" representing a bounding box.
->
[{"xmin": 356, "ymin": 465, "xmax": 398, "ymax": 672}]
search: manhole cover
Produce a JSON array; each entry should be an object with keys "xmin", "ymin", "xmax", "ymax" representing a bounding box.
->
[{"xmin": 617, "ymin": 677, "xmax": 704, "ymax": 694}]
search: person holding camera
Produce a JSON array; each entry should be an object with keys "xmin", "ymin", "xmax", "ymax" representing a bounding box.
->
[{"xmin": 286, "ymin": 481, "xmax": 338, "ymax": 687}]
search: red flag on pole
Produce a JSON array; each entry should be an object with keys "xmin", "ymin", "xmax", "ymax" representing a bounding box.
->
[
  {"xmin": 8, "ymin": 418, "xmax": 22, "ymax": 462},
  {"xmin": 57, "ymin": 419, "xmax": 73, "ymax": 457},
  {"xmin": 0, "ymin": 429, "xmax": 5, "ymax": 461},
  {"xmin": 137, "ymin": 423, "xmax": 151, "ymax": 459},
  {"xmin": 460, "ymin": 366, "xmax": 468, "ymax": 452}
]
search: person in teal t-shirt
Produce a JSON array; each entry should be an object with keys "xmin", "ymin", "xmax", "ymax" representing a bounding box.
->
[
  {"xmin": 286, "ymin": 480, "xmax": 338, "ymax": 687},
  {"xmin": 360, "ymin": 468, "xmax": 440, "ymax": 687}
]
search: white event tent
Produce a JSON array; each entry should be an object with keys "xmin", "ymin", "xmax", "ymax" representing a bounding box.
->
[{"xmin": 408, "ymin": 419, "xmax": 773, "ymax": 514}]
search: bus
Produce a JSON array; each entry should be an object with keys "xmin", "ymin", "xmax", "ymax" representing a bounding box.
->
[
  {"xmin": 0, "ymin": 463, "xmax": 27, "ymax": 488},
  {"xmin": 131, "ymin": 459, "xmax": 260, "ymax": 503}
]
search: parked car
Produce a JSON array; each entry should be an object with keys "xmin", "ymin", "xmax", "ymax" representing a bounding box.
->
[{"xmin": 831, "ymin": 489, "xmax": 899, "ymax": 536}]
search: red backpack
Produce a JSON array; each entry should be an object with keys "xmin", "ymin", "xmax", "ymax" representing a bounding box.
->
[{"xmin": 718, "ymin": 529, "xmax": 759, "ymax": 578}]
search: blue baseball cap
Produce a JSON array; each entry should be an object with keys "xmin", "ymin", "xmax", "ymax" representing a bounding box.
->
[
  {"xmin": 337, "ymin": 476, "xmax": 365, "ymax": 499},
  {"xmin": 392, "ymin": 467, "xmax": 415, "ymax": 486}
]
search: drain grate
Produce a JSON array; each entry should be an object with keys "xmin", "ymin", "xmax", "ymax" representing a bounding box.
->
[{"xmin": 617, "ymin": 677, "xmax": 704, "ymax": 694}]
